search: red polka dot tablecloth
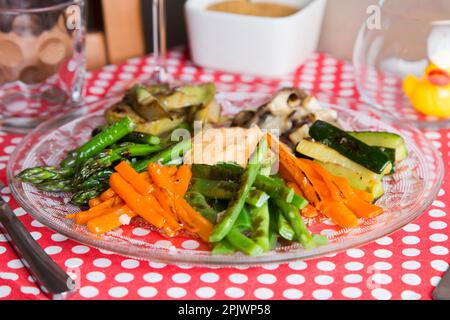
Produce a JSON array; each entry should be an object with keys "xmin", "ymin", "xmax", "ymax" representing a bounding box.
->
[{"xmin": 0, "ymin": 48, "xmax": 449, "ymax": 300}]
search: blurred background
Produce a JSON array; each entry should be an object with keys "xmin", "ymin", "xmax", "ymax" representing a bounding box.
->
[{"xmin": 86, "ymin": 0, "xmax": 376, "ymax": 70}]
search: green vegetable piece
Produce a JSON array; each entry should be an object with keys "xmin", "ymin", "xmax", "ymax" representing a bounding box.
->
[
  {"xmin": 121, "ymin": 131, "xmax": 161, "ymax": 145},
  {"xmin": 225, "ymin": 228, "xmax": 263, "ymax": 256},
  {"xmin": 209, "ymin": 138, "xmax": 268, "ymax": 242},
  {"xmin": 249, "ymin": 202, "xmax": 270, "ymax": 252},
  {"xmin": 184, "ymin": 192, "xmax": 218, "ymax": 223},
  {"xmin": 290, "ymin": 194, "xmax": 308, "ymax": 210},
  {"xmin": 212, "ymin": 241, "xmax": 236, "ymax": 255}
]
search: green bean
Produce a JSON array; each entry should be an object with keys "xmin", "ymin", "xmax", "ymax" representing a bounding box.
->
[
  {"xmin": 225, "ymin": 228, "xmax": 263, "ymax": 256},
  {"xmin": 212, "ymin": 240, "xmax": 236, "ymax": 255},
  {"xmin": 209, "ymin": 138, "xmax": 268, "ymax": 242},
  {"xmin": 249, "ymin": 202, "xmax": 270, "ymax": 251},
  {"xmin": 184, "ymin": 192, "xmax": 218, "ymax": 223}
]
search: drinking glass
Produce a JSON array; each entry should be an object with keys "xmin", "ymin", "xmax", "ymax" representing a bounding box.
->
[
  {"xmin": 353, "ymin": 0, "xmax": 450, "ymax": 128},
  {"xmin": 0, "ymin": 0, "xmax": 86, "ymax": 133}
]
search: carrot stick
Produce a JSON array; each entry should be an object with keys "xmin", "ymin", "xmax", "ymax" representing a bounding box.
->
[
  {"xmin": 148, "ymin": 163, "xmax": 177, "ymax": 194},
  {"xmin": 109, "ymin": 173, "xmax": 165, "ymax": 228},
  {"xmin": 301, "ymin": 205, "xmax": 320, "ymax": 218},
  {"xmin": 74, "ymin": 197, "xmax": 116, "ymax": 224},
  {"xmin": 319, "ymin": 201, "xmax": 359, "ymax": 228},
  {"xmin": 353, "ymin": 189, "xmax": 374, "ymax": 203},
  {"xmin": 173, "ymin": 164, "xmax": 192, "ymax": 196},
  {"xmin": 87, "ymin": 205, "xmax": 137, "ymax": 234},
  {"xmin": 115, "ymin": 161, "xmax": 154, "ymax": 195},
  {"xmin": 146, "ymin": 193, "xmax": 182, "ymax": 232},
  {"xmin": 178, "ymin": 198, "xmax": 214, "ymax": 242},
  {"xmin": 308, "ymin": 161, "xmax": 342, "ymax": 202},
  {"xmin": 100, "ymin": 188, "xmax": 116, "ymax": 201},
  {"xmin": 296, "ymin": 159, "xmax": 330, "ymax": 200},
  {"xmin": 88, "ymin": 197, "xmax": 102, "ymax": 208}
]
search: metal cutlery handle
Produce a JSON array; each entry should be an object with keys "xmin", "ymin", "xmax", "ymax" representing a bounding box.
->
[{"xmin": 0, "ymin": 202, "xmax": 76, "ymax": 300}]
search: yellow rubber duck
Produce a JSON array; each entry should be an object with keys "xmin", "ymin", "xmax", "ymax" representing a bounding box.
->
[{"xmin": 403, "ymin": 21, "xmax": 450, "ymax": 118}]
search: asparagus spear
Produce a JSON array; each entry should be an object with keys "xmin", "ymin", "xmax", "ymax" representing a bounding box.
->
[
  {"xmin": 209, "ymin": 138, "xmax": 268, "ymax": 242},
  {"xmin": 277, "ymin": 209, "xmax": 295, "ymax": 241},
  {"xmin": 120, "ymin": 131, "xmax": 161, "ymax": 145},
  {"xmin": 191, "ymin": 164, "xmax": 294, "ymax": 203},
  {"xmin": 249, "ymin": 202, "xmax": 270, "ymax": 251},
  {"xmin": 70, "ymin": 188, "xmax": 103, "ymax": 207},
  {"xmin": 133, "ymin": 138, "xmax": 192, "ymax": 172},
  {"xmin": 74, "ymin": 144, "xmax": 161, "ymax": 184},
  {"xmin": 184, "ymin": 192, "xmax": 218, "ymax": 223},
  {"xmin": 17, "ymin": 166, "xmax": 73, "ymax": 184},
  {"xmin": 37, "ymin": 179, "xmax": 75, "ymax": 193}
]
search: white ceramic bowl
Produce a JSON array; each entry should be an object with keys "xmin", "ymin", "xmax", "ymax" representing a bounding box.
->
[{"xmin": 185, "ymin": 0, "xmax": 327, "ymax": 78}]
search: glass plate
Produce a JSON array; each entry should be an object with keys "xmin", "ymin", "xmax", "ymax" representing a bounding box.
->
[{"xmin": 7, "ymin": 92, "xmax": 444, "ymax": 266}]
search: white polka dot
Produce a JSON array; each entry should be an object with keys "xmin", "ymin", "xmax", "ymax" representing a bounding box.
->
[
  {"xmin": 167, "ymin": 287, "xmax": 187, "ymax": 298},
  {"xmin": 8, "ymin": 259, "xmax": 24, "ymax": 269},
  {"xmin": 93, "ymin": 258, "xmax": 112, "ymax": 268},
  {"xmin": 314, "ymin": 275, "xmax": 334, "ymax": 285},
  {"xmin": 433, "ymin": 200, "xmax": 445, "ymax": 208},
  {"xmin": 257, "ymin": 274, "xmax": 277, "ymax": 285},
  {"xmin": 20, "ymin": 286, "xmax": 39, "ymax": 295},
  {"xmin": 4, "ymin": 146, "xmax": 15, "ymax": 154},
  {"xmin": 65, "ymin": 258, "xmax": 83, "ymax": 268},
  {"xmin": 72, "ymin": 245, "xmax": 90, "ymax": 254},
  {"xmin": 261, "ymin": 263, "xmax": 279, "ymax": 270},
  {"xmin": 430, "ymin": 233, "xmax": 448, "ymax": 242},
  {"xmin": 109, "ymin": 287, "xmax": 128, "ymax": 298},
  {"xmin": 371, "ymin": 273, "xmax": 392, "ymax": 285},
  {"xmin": 86, "ymin": 271, "xmax": 105, "ymax": 283},
  {"xmin": 402, "ymin": 261, "xmax": 421, "ymax": 270},
  {"xmin": 402, "ymin": 274, "xmax": 421, "ymax": 286},
  {"xmin": 143, "ymin": 272, "xmax": 163, "ymax": 283},
  {"xmin": 115, "ymin": 273, "xmax": 134, "ymax": 283},
  {"xmin": 312, "ymin": 289, "xmax": 332, "ymax": 300},
  {"xmin": 316, "ymin": 261, "xmax": 336, "ymax": 271},
  {"xmin": 431, "ymin": 260, "xmax": 449, "ymax": 272},
  {"xmin": 286, "ymin": 274, "xmax": 305, "ymax": 285},
  {"xmin": 342, "ymin": 287, "xmax": 362, "ymax": 298},
  {"xmin": 402, "ymin": 236, "xmax": 420, "ymax": 245},
  {"xmin": 225, "ymin": 287, "xmax": 245, "ymax": 298},
  {"xmin": 373, "ymin": 262, "xmax": 392, "ymax": 271},
  {"xmin": 0, "ymin": 234, "xmax": 7, "ymax": 242},
  {"xmin": 196, "ymin": 287, "xmax": 216, "ymax": 299},
  {"xmin": 430, "ymin": 276, "xmax": 441, "ymax": 287},
  {"xmin": 229, "ymin": 273, "xmax": 248, "ymax": 284},
  {"xmin": 132, "ymin": 227, "xmax": 151, "ymax": 236},
  {"xmin": 0, "ymin": 286, "xmax": 11, "ymax": 298},
  {"xmin": 200, "ymin": 273, "xmax": 219, "ymax": 283},
  {"xmin": 254, "ymin": 288, "xmax": 274, "ymax": 299},
  {"xmin": 371, "ymin": 288, "xmax": 392, "ymax": 300},
  {"xmin": 0, "ymin": 272, "xmax": 18, "ymax": 280},
  {"xmin": 428, "ymin": 209, "xmax": 446, "ymax": 218},
  {"xmin": 288, "ymin": 261, "xmax": 307, "ymax": 270},
  {"xmin": 430, "ymin": 246, "xmax": 448, "ymax": 255},
  {"xmin": 429, "ymin": 221, "xmax": 447, "ymax": 230},
  {"xmin": 402, "ymin": 248, "xmax": 421, "ymax": 257},
  {"xmin": 283, "ymin": 289, "xmax": 303, "ymax": 299},
  {"xmin": 121, "ymin": 259, "xmax": 140, "ymax": 269},
  {"xmin": 346, "ymin": 249, "xmax": 365, "ymax": 258},
  {"xmin": 345, "ymin": 262, "xmax": 364, "ymax": 271},
  {"xmin": 401, "ymin": 290, "xmax": 421, "ymax": 300},
  {"xmin": 138, "ymin": 286, "xmax": 158, "ymax": 298},
  {"xmin": 13, "ymin": 208, "xmax": 26, "ymax": 216},
  {"xmin": 374, "ymin": 249, "xmax": 392, "ymax": 258},
  {"xmin": 375, "ymin": 236, "xmax": 393, "ymax": 245},
  {"xmin": 149, "ymin": 262, "xmax": 167, "ymax": 269},
  {"xmin": 182, "ymin": 240, "xmax": 200, "ymax": 250},
  {"xmin": 44, "ymin": 246, "xmax": 62, "ymax": 255},
  {"xmin": 79, "ymin": 286, "xmax": 99, "ymax": 298},
  {"xmin": 343, "ymin": 274, "xmax": 363, "ymax": 284},
  {"xmin": 0, "ymin": 246, "xmax": 5, "ymax": 255},
  {"xmin": 51, "ymin": 234, "xmax": 68, "ymax": 242},
  {"xmin": 172, "ymin": 273, "xmax": 191, "ymax": 284},
  {"xmin": 30, "ymin": 231, "xmax": 41, "ymax": 240},
  {"xmin": 31, "ymin": 220, "xmax": 44, "ymax": 228}
]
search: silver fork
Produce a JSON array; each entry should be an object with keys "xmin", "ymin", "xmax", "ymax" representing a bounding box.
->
[{"xmin": 0, "ymin": 180, "xmax": 76, "ymax": 300}]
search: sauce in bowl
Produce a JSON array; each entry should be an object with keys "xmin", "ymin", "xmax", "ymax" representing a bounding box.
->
[{"xmin": 207, "ymin": 1, "xmax": 299, "ymax": 18}]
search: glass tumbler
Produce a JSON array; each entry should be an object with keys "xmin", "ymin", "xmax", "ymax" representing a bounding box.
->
[{"xmin": 0, "ymin": 0, "xmax": 86, "ymax": 133}]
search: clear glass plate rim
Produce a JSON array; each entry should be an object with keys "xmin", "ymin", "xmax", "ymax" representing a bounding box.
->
[{"xmin": 7, "ymin": 93, "xmax": 445, "ymax": 266}]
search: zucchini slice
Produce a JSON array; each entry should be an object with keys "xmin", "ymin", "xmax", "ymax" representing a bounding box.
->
[
  {"xmin": 296, "ymin": 139, "xmax": 384, "ymax": 181},
  {"xmin": 347, "ymin": 131, "xmax": 408, "ymax": 163},
  {"xmin": 309, "ymin": 121, "xmax": 392, "ymax": 174},
  {"xmin": 317, "ymin": 161, "xmax": 385, "ymax": 199}
]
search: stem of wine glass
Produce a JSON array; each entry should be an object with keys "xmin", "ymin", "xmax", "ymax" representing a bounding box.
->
[{"xmin": 152, "ymin": 0, "xmax": 170, "ymax": 83}]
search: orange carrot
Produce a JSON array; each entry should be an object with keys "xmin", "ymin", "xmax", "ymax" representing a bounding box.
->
[
  {"xmin": 319, "ymin": 201, "xmax": 359, "ymax": 228},
  {"xmin": 308, "ymin": 161, "xmax": 343, "ymax": 202},
  {"xmin": 146, "ymin": 193, "xmax": 182, "ymax": 233},
  {"xmin": 353, "ymin": 189, "xmax": 374, "ymax": 203},
  {"xmin": 148, "ymin": 163, "xmax": 177, "ymax": 194},
  {"xmin": 87, "ymin": 205, "xmax": 137, "ymax": 234},
  {"xmin": 88, "ymin": 197, "xmax": 102, "ymax": 208},
  {"xmin": 115, "ymin": 161, "xmax": 154, "ymax": 195},
  {"xmin": 301, "ymin": 205, "xmax": 320, "ymax": 218},
  {"xmin": 100, "ymin": 188, "xmax": 116, "ymax": 201},
  {"xmin": 74, "ymin": 197, "xmax": 116, "ymax": 224},
  {"xmin": 178, "ymin": 198, "xmax": 214, "ymax": 242},
  {"xmin": 173, "ymin": 164, "xmax": 192, "ymax": 196},
  {"xmin": 109, "ymin": 173, "xmax": 165, "ymax": 228},
  {"xmin": 296, "ymin": 159, "xmax": 330, "ymax": 200}
]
